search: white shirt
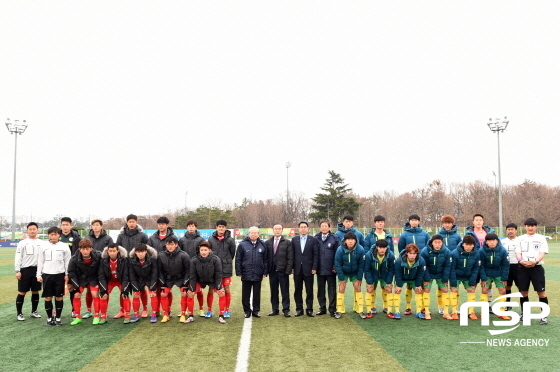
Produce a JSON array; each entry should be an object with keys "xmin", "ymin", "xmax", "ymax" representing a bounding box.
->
[
  {"xmin": 515, "ymin": 233, "xmax": 548, "ymax": 265},
  {"xmin": 500, "ymin": 237, "xmax": 519, "ymax": 264},
  {"xmin": 37, "ymin": 241, "xmax": 71, "ymax": 277},
  {"xmin": 15, "ymin": 238, "xmax": 43, "ymax": 272}
]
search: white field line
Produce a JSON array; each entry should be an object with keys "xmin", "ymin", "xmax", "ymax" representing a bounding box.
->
[{"xmin": 235, "ymin": 292, "xmax": 253, "ymax": 372}]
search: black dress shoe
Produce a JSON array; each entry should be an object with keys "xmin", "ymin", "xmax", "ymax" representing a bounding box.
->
[
  {"xmin": 294, "ymin": 310, "xmax": 304, "ymax": 317},
  {"xmin": 268, "ymin": 311, "xmax": 279, "ymax": 316},
  {"xmin": 244, "ymin": 312, "xmax": 251, "ymax": 318},
  {"xmin": 252, "ymin": 312, "xmax": 261, "ymax": 318},
  {"xmin": 316, "ymin": 310, "xmax": 327, "ymax": 316},
  {"xmin": 330, "ymin": 312, "xmax": 336, "ymax": 317},
  {"xmin": 283, "ymin": 311, "xmax": 291, "ymax": 317},
  {"xmin": 306, "ymin": 310, "xmax": 315, "ymax": 317}
]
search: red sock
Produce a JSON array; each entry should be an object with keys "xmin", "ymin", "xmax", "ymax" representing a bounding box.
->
[
  {"xmin": 72, "ymin": 297, "xmax": 82, "ymax": 318},
  {"xmin": 93, "ymin": 297, "xmax": 100, "ymax": 316},
  {"xmin": 219, "ymin": 295, "xmax": 226, "ymax": 315},
  {"xmin": 119, "ymin": 296, "xmax": 124, "ymax": 313},
  {"xmin": 160, "ymin": 295, "xmax": 169, "ymax": 316},
  {"xmin": 187, "ymin": 297, "xmax": 194, "ymax": 315},
  {"xmin": 141, "ymin": 290, "xmax": 148, "ymax": 308},
  {"xmin": 151, "ymin": 295, "xmax": 159, "ymax": 316},
  {"xmin": 207, "ymin": 291, "xmax": 214, "ymax": 311},
  {"xmin": 86, "ymin": 290, "xmax": 93, "ymax": 312},
  {"xmin": 122, "ymin": 297, "xmax": 131, "ymax": 314},
  {"xmin": 100, "ymin": 298, "xmax": 108, "ymax": 317},
  {"xmin": 181, "ymin": 296, "xmax": 188, "ymax": 314},
  {"xmin": 225, "ymin": 292, "xmax": 232, "ymax": 310},
  {"xmin": 133, "ymin": 294, "xmax": 141, "ymax": 313},
  {"xmin": 197, "ymin": 291, "xmax": 204, "ymax": 308}
]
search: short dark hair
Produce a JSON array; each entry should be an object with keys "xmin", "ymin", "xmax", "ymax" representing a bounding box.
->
[
  {"xmin": 60, "ymin": 217, "xmax": 72, "ymax": 224},
  {"xmin": 485, "ymin": 233, "xmax": 499, "ymax": 241},
  {"xmin": 524, "ymin": 218, "xmax": 538, "ymax": 226},
  {"xmin": 79, "ymin": 239, "xmax": 93, "ymax": 249},
  {"xmin": 108, "ymin": 243, "xmax": 119, "ymax": 249},
  {"xmin": 27, "ymin": 222, "xmax": 38, "ymax": 229},
  {"xmin": 343, "ymin": 215, "xmax": 354, "ymax": 222},
  {"xmin": 199, "ymin": 240, "xmax": 212, "ymax": 250},
  {"xmin": 344, "ymin": 231, "xmax": 357, "ymax": 241},
  {"xmin": 157, "ymin": 216, "xmax": 170, "ymax": 224},
  {"xmin": 431, "ymin": 234, "xmax": 443, "ymax": 242},
  {"xmin": 48, "ymin": 226, "xmax": 61, "ymax": 235},
  {"xmin": 473, "ymin": 213, "xmax": 484, "ymax": 220},
  {"xmin": 408, "ymin": 214, "xmax": 420, "ymax": 221},
  {"xmin": 376, "ymin": 239, "xmax": 388, "ymax": 248},
  {"xmin": 298, "ymin": 221, "xmax": 309, "ymax": 227},
  {"xmin": 91, "ymin": 219, "xmax": 103, "ymax": 226},
  {"xmin": 134, "ymin": 243, "xmax": 147, "ymax": 252},
  {"xmin": 462, "ymin": 235, "xmax": 476, "ymax": 245},
  {"xmin": 126, "ymin": 214, "xmax": 138, "ymax": 222},
  {"xmin": 215, "ymin": 220, "xmax": 227, "ymax": 227},
  {"xmin": 506, "ymin": 223, "xmax": 518, "ymax": 229},
  {"xmin": 165, "ymin": 236, "xmax": 179, "ymax": 244},
  {"xmin": 186, "ymin": 220, "xmax": 198, "ymax": 227},
  {"xmin": 320, "ymin": 221, "xmax": 331, "ymax": 227},
  {"xmin": 373, "ymin": 215, "xmax": 385, "ymax": 222}
]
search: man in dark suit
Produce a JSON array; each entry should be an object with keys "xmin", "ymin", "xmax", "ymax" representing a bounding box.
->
[
  {"xmin": 292, "ymin": 221, "xmax": 319, "ymax": 317},
  {"xmin": 265, "ymin": 224, "xmax": 293, "ymax": 317}
]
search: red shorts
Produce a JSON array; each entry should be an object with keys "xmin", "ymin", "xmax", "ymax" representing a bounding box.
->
[
  {"xmin": 162, "ymin": 286, "xmax": 187, "ymax": 294},
  {"xmin": 194, "ymin": 283, "xmax": 219, "ymax": 293},
  {"xmin": 78, "ymin": 285, "xmax": 99, "ymax": 293},
  {"xmin": 222, "ymin": 277, "xmax": 232, "ymax": 286},
  {"xmin": 106, "ymin": 282, "xmax": 122, "ymax": 294}
]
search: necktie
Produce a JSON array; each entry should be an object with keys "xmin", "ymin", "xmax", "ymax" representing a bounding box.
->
[{"xmin": 274, "ymin": 239, "xmax": 279, "ymax": 254}]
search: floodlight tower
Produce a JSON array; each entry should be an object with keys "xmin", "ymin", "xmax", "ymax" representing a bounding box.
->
[
  {"xmin": 286, "ymin": 161, "xmax": 291, "ymax": 218},
  {"xmin": 487, "ymin": 117, "xmax": 509, "ymax": 236},
  {"xmin": 5, "ymin": 119, "xmax": 28, "ymax": 240}
]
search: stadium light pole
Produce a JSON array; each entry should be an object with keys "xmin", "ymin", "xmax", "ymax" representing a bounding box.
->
[
  {"xmin": 184, "ymin": 191, "xmax": 188, "ymax": 213},
  {"xmin": 487, "ymin": 117, "xmax": 509, "ymax": 236},
  {"xmin": 286, "ymin": 162, "xmax": 291, "ymax": 218},
  {"xmin": 5, "ymin": 119, "xmax": 28, "ymax": 240}
]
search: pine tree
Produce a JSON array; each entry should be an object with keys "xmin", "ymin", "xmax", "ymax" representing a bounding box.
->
[{"xmin": 309, "ymin": 170, "xmax": 360, "ymax": 224}]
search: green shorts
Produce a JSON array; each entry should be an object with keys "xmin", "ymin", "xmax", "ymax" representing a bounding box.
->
[
  {"xmin": 458, "ymin": 280, "xmax": 473, "ymax": 290},
  {"xmin": 423, "ymin": 278, "xmax": 448, "ymax": 289},
  {"xmin": 401, "ymin": 280, "xmax": 416, "ymax": 288},
  {"xmin": 341, "ymin": 276, "xmax": 358, "ymax": 283},
  {"xmin": 367, "ymin": 279, "xmax": 388, "ymax": 288},
  {"xmin": 483, "ymin": 277, "xmax": 504, "ymax": 288}
]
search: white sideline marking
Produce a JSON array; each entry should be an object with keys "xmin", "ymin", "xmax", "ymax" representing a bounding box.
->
[{"xmin": 235, "ymin": 293, "xmax": 253, "ymax": 372}]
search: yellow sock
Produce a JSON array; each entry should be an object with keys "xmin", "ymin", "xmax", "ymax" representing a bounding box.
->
[
  {"xmin": 381, "ymin": 291, "xmax": 388, "ymax": 310},
  {"xmin": 393, "ymin": 293, "xmax": 401, "ymax": 313},
  {"xmin": 406, "ymin": 288, "xmax": 412, "ymax": 309},
  {"xmin": 450, "ymin": 292, "xmax": 458, "ymax": 313},
  {"xmin": 498, "ymin": 296, "xmax": 506, "ymax": 312},
  {"xmin": 355, "ymin": 292, "xmax": 364, "ymax": 312},
  {"xmin": 387, "ymin": 293, "xmax": 393, "ymax": 312},
  {"xmin": 437, "ymin": 289, "xmax": 443, "ymax": 308},
  {"xmin": 422, "ymin": 292, "xmax": 431, "ymax": 314},
  {"xmin": 442, "ymin": 292, "xmax": 450, "ymax": 315},
  {"xmin": 480, "ymin": 293, "xmax": 488, "ymax": 303},
  {"xmin": 371, "ymin": 290, "xmax": 377, "ymax": 310},
  {"xmin": 365, "ymin": 293, "xmax": 374, "ymax": 311},
  {"xmin": 352, "ymin": 291, "xmax": 357, "ymax": 312},
  {"xmin": 415, "ymin": 293, "xmax": 424, "ymax": 313},
  {"xmin": 467, "ymin": 292, "xmax": 476, "ymax": 314},
  {"xmin": 337, "ymin": 293, "xmax": 345, "ymax": 313}
]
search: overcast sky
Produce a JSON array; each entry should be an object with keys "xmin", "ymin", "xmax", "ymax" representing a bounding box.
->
[{"xmin": 1, "ymin": 1, "xmax": 559, "ymax": 222}]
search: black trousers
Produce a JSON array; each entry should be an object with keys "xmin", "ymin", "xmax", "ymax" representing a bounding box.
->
[
  {"xmin": 269, "ymin": 269, "xmax": 290, "ymax": 312},
  {"xmin": 293, "ymin": 271, "xmax": 314, "ymax": 311},
  {"xmin": 317, "ymin": 274, "xmax": 336, "ymax": 313},
  {"xmin": 241, "ymin": 280, "xmax": 262, "ymax": 313}
]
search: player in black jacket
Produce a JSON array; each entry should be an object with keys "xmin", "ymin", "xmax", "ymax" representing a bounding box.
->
[
  {"xmin": 129, "ymin": 243, "xmax": 159, "ymax": 323},
  {"xmin": 158, "ymin": 236, "xmax": 190, "ymax": 323},
  {"xmin": 98, "ymin": 243, "xmax": 131, "ymax": 324}
]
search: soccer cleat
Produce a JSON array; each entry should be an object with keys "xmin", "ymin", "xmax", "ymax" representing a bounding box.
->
[
  {"xmin": 71, "ymin": 311, "xmax": 77, "ymax": 318},
  {"xmin": 366, "ymin": 312, "xmax": 373, "ymax": 319},
  {"xmin": 161, "ymin": 315, "xmax": 170, "ymax": 323},
  {"xmin": 150, "ymin": 316, "xmax": 157, "ymax": 323},
  {"xmin": 130, "ymin": 316, "xmax": 141, "ymax": 323},
  {"xmin": 443, "ymin": 314, "xmax": 453, "ymax": 320},
  {"xmin": 382, "ymin": 308, "xmax": 388, "ymax": 314},
  {"xmin": 424, "ymin": 312, "xmax": 432, "ymax": 320},
  {"xmin": 205, "ymin": 311, "xmax": 213, "ymax": 319},
  {"xmin": 451, "ymin": 313, "xmax": 459, "ymax": 320},
  {"xmin": 223, "ymin": 311, "xmax": 231, "ymax": 319},
  {"xmin": 394, "ymin": 312, "xmax": 401, "ymax": 320},
  {"xmin": 92, "ymin": 317, "xmax": 100, "ymax": 325},
  {"xmin": 469, "ymin": 313, "xmax": 478, "ymax": 320},
  {"xmin": 55, "ymin": 318, "xmax": 62, "ymax": 326},
  {"xmin": 141, "ymin": 309, "xmax": 148, "ymax": 318},
  {"xmin": 218, "ymin": 315, "xmax": 226, "ymax": 324},
  {"xmin": 17, "ymin": 314, "xmax": 25, "ymax": 321},
  {"xmin": 416, "ymin": 312, "xmax": 425, "ymax": 319},
  {"xmin": 185, "ymin": 316, "xmax": 195, "ymax": 323},
  {"xmin": 70, "ymin": 318, "xmax": 82, "ymax": 326},
  {"xmin": 334, "ymin": 312, "xmax": 342, "ymax": 319},
  {"xmin": 540, "ymin": 317, "xmax": 548, "ymax": 325},
  {"xmin": 179, "ymin": 315, "xmax": 186, "ymax": 323},
  {"xmin": 45, "ymin": 319, "xmax": 54, "ymax": 327},
  {"xmin": 497, "ymin": 315, "xmax": 510, "ymax": 320},
  {"xmin": 404, "ymin": 309, "xmax": 412, "ymax": 315},
  {"xmin": 123, "ymin": 317, "xmax": 131, "ymax": 324},
  {"xmin": 198, "ymin": 310, "xmax": 205, "ymax": 317},
  {"xmin": 359, "ymin": 312, "xmax": 366, "ymax": 319},
  {"xmin": 30, "ymin": 311, "xmax": 41, "ymax": 318},
  {"xmin": 371, "ymin": 308, "xmax": 377, "ymax": 315},
  {"xmin": 438, "ymin": 308, "xmax": 444, "ymax": 315},
  {"xmin": 82, "ymin": 311, "xmax": 93, "ymax": 319},
  {"xmin": 387, "ymin": 312, "xmax": 395, "ymax": 319},
  {"xmin": 505, "ymin": 306, "xmax": 512, "ymax": 311},
  {"xmin": 98, "ymin": 318, "xmax": 107, "ymax": 325},
  {"xmin": 113, "ymin": 311, "xmax": 125, "ymax": 319}
]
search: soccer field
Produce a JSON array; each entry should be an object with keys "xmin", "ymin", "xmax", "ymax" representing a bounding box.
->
[{"xmin": 1, "ymin": 244, "xmax": 559, "ymax": 372}]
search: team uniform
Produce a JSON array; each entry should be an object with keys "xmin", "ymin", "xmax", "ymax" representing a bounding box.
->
[
  {"xmin": 464, "ymin": 225, "xmax": 494, "ymax": 250},
  {"xmin": 158, "ymin": 247, "xmax": 190, "ymax": 320},
  {"xmin": 420, "ymin": 239, "xmax": 451, "ymax": 318},
  {"xmin": 98, "ymin": 246, "xmax": 131, "ymax": 323},
  {"xmin": 208, "ymin": 229, "xmax": 236, "ymax": 317},
  {"xmin": 60, "ymin": 228, "xmax": 82, "ymax": 316},
  {"xmin": 501, "ymin": 236, "xmax": 520, "ymax": 290},
  {"xmin": 84, "ymin": 229, "xmax": 114, "ymax": 252},
  {"xmin": 68, "ymin": 250, "xmax": 102, "ymax": 322},
  {"xmin": 364, "ymin": 228, "xmax": 394, "ymax": 254},
  {"xmin": 515, "ymin": 233, "xmax": 548, "ymax": 293},
  {"xmin": 179, "ymin": 230, "xmax": 204, "ymax": 315},
  {"xmin": 36, "ymin": 240, "xmax": 71, "ymax": 325},
  {"xmin": 187, "ymin": 252, "xmax": 225, "ymax": 321},
  {"xmin": 438, "ymin": 225, "xmax": 462, "ymax": 251},
  {"xmin": 393, "ymin": 252, "xmax": 426, "ymax": 318},
  {"xmin": 334, "ymin": 242, "xmax": 365, "ymax": 316},
  {"xmin": 335, "ymin": 223, "xmax": 365, "ymax": 247},
  {"xmin": 478, "ymin": 240, "xmax": 509, "ymax": 309},
  {"xmin": 364, "ymin": 246, "xmax": 395, "ymax": 316},
  {"xmin": 15, "ymin": 238, "xmax": 43, "ymax": 319},
  {"xmin": 449, "ymin": 242, "xmax": 480, "ymax": 317},
  {"xmin": 129, "ymin": 246, "xmax": 159, "ymax": 322}
]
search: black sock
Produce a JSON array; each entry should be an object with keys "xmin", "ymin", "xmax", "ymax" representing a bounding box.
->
[
  {"xmin": 520, "ymin": 296, "xmax": 529, "ymax": 313},
  {"xmin": 31, "ymin": 293, "xmax": 40, "ymax": 312},
  {"xmin": 505, "ymin": 289, "xmax": 511, "ymax": 295},
  {"xmin": 16, "ymin": 294, "xmax": 25, "ymax": 315},
  {"xmin": 55, "ymin": 300, "xmax": 64, "ymax": 320},
  {"xmin": 69, "ymin": 291, "xmax": 75, "ymax": 312},
  {"xmin": 45, "ymin": 300, "xmax": 53, "ymax": 319},
  {"xmin": 539, "ymin": 297, "xmax": 548, "ymax": 304}
]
